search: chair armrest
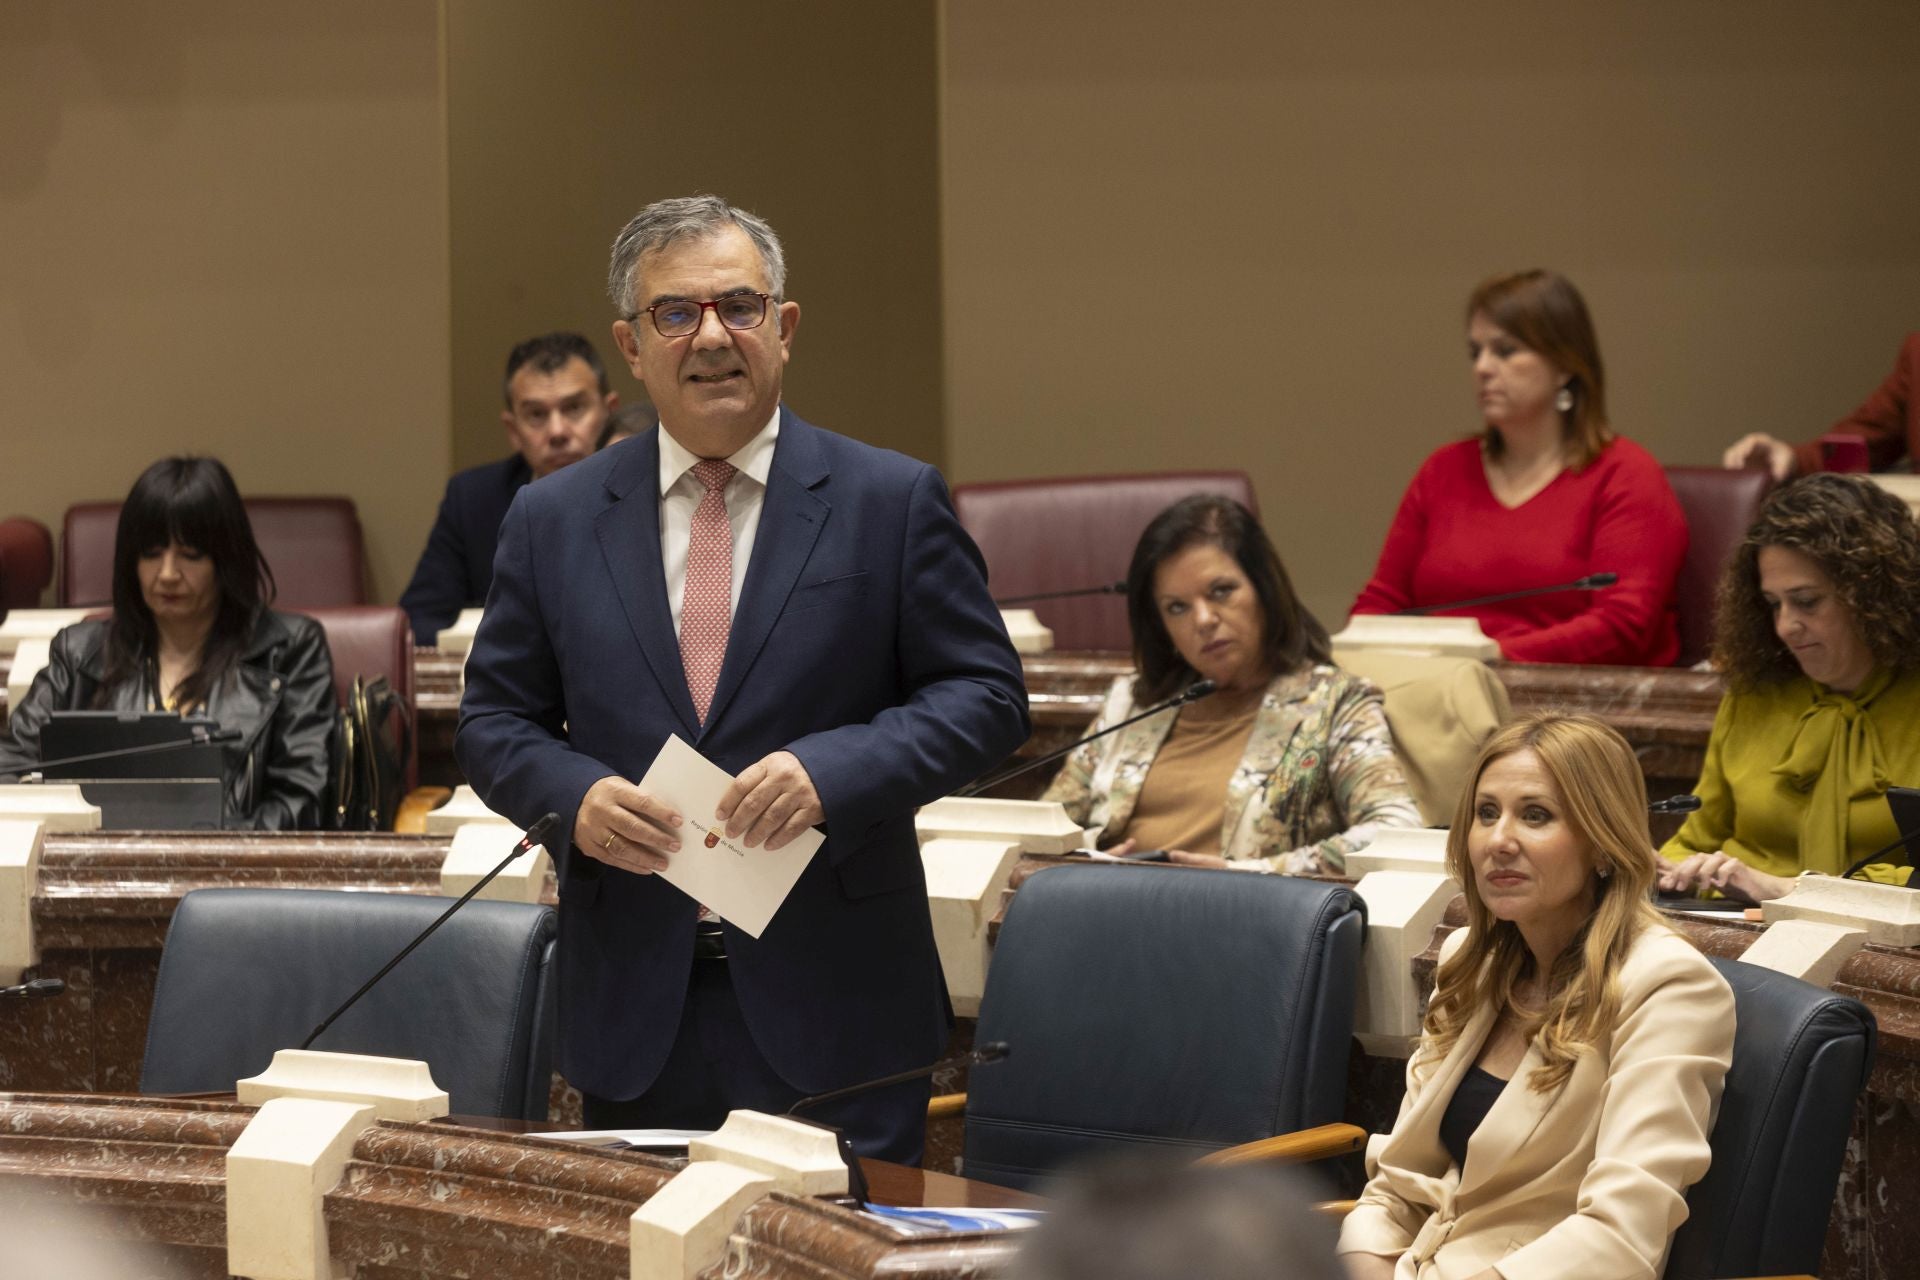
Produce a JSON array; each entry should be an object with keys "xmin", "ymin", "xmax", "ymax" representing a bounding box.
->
[
  {"xmin": 393, "ymin": 786, "xmax": 452, "ymax": 834},
  {"xmin": 1315, "ymin": 1199, "xmax": 1358, "ymax": 1218},
  {"xmin": 1194, "ymin": 1122, "xmax": 1367, "ymax": 1167},
  {"xmin": 927, "ymin": 1092, "xmax": 967, "ymax": 1120}
]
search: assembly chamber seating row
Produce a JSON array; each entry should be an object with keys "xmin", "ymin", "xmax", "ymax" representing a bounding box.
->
[
  {"xmin": 0, "ymin": 828, "xmax": 1912, "ymax": 1280},
  {"xmin": 0, "ymin": 1092, "xmax": 1028, "ymax": 1279},
  {"xmin": 0, "ymin": 648, "xmax": 1730, "ymax": 798}
]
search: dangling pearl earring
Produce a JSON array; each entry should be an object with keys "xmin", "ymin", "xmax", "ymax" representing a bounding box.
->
[{"xmin": 1555, "ymin": 386, "xmax": 1575, "ymax": 413}]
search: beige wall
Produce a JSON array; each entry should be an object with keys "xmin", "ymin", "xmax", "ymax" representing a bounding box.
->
[
  {"xmin": 12, "ymin": 4, "xmax": 1917, "ymax": 630},
  {"xmin": 0, "ymin": 2, "xmax": 450, "ymax": 605},
  {"xmin": 444, "ymin": 2, "xmax": 945, "ymax": 473},
  {"xmin": 941, "ymin": 3, "xmax": 1920, "ymax": 623}
]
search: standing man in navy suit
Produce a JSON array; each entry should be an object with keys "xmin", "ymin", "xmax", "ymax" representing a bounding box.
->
[
  {"xmin": 455, "ymin": 196, "xmax": 1028, "ymax": 1161},
  {"xmin": 399, "ymin": 332, "xmax": 619, "ymax": 644}
]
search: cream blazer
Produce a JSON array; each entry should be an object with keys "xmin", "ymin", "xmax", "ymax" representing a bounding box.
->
[{"xmin": 1337, "ymin": 925, "xmax": 1735, "ymax": 1280}]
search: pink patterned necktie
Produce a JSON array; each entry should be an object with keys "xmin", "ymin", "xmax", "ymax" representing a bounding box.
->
[{"xmin": 680, "ymin": 459, "xmax": 737, "ymax": 723}]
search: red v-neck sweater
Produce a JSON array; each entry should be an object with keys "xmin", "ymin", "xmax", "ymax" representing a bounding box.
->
[{"xmin": 1350, "ymin": 437, "xmax": 1687, "ymax": 666}]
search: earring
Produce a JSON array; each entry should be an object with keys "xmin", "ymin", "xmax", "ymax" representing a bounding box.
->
[
  {"xmin": 1555, "ymin": 386, "xmax": 1575, "ymax": 413},
  {"xmin": 1596, "ymin": 865, "xmax": 1612, "ymax": 880}
]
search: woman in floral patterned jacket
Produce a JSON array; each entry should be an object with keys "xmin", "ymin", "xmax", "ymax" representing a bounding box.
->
[{"xmin": 1043, "ymin": 495, "xmax": 1421, "ymax": 875}]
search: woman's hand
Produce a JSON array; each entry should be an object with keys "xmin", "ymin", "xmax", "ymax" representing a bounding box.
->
[
  {"xmin": 1656, "ymin": 852, "xmax": 1715, "ymax": 895},
  {"xmin": 1658, "ymin": 851, "xmax": 1794, "ymax": 904},
  {"xmin": 1166, "ymin": 850, "xmax": 1230, "ymax": 869}
]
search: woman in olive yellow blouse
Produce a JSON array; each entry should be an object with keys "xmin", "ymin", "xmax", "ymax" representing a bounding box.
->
[
  {"xmin": 1042, "ymin": 495, "xmax": 1419, "ymax": 875},
  {"xmin": 1659, "ymin": 474, "xmax": 1920, "ymax": 902}
]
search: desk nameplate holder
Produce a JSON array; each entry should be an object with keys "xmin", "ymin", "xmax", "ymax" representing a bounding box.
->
[
  {"xmin": 224, "ymin": 1047, "xmax": 859, "ymax": 1280},
  {"xmin": 1331, "ymin": 614, "xmax": 1500, "ymax": 660},
  {"xmin": 1345, "ymin": 827, "xmax": 1458, "ymax": 1058},
  {"xmin": 916, "ymin": 797, "xmax": 1083, "ymax": 1017}
]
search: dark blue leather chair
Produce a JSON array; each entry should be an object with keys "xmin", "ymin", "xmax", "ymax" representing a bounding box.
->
[
  {"xmin": 1665, "ymin": 955, "xmax": 1875, "ymax": 1280},
  {"xmin": 141, "ymin": 887, "xmax": 558, "ymax": 1120},
  {"xmin": 959, "ymin": 863, "xmax": 1365, "ymax": 1190}
]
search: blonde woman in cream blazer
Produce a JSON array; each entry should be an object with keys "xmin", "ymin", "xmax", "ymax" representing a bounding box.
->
[{"xmin": 1339, "ymin": 714, "xmax": 1734, "ymax": 1280}]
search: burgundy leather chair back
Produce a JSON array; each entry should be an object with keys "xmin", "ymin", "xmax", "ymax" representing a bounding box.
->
[
  {"xmin": 299, "ymin": 605, "xmax": 418, "ymax": 791},
  {"xmin": 61, "ymin": 497, "xmax": 367, "ymax": 608},
  {"xmin": 0, "ymin": 516, "xmax": 55, "ymax": 616},
  {"xmin": 1664, "ymin": 466, "xmax": 1773, "ymax": 667},
  {"xmin": 952, "ymin": 472, "xmax": 1260, "ymax": 652}
]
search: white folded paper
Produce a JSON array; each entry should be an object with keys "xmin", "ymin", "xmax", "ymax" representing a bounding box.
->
[{"xmin": 637, "ymin": 735, "xmax": 824, "ymax": 938}]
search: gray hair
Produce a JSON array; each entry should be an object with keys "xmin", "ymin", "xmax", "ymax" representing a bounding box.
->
[{"xmin": 606, "ymin": 195, "xmax": 788, "ymax": 317}]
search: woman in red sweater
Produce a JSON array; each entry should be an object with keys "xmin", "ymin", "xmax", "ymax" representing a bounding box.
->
[{"xmin": 1350, "ymin": 271, "xmax": 1687, "ymax": 666}]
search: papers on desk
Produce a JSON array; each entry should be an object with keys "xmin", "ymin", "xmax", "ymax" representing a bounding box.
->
[
  {"xmin": 860, "ymin": 1205, "xmax": 1046, "ymax": 1235},
  {"xmin": 527, "ymin": 1128, "xmax": 711, "ymax": 1151},
  {"xmin": 638, "ymin": 734, "xmax": 824, "ymax": 938}
]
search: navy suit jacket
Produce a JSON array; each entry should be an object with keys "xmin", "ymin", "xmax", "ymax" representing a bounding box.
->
[
  {"xmin": 399, "ymin": 454, "xmax": 530, "ymax": 644},
  {"xmin": 455, "ymin": 410, "xmax": 1030, "ymax": 1098}
]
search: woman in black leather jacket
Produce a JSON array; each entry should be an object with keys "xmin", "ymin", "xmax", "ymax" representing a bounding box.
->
[{"xmin": 0, "ymin": 458, "xmax": 336, "ymax": 829}]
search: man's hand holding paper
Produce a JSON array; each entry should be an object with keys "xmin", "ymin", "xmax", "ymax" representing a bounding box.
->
[
  {"xmin": 717, "ymin": 749, "xmax": 825, "ymax": 851},
  {"xmin": 574, "ymin": 775, "xmax": 683, "ymax": 875},
  {"xmin": 634, "ymin": 735, "xmax": 824, "ymax": 937}
]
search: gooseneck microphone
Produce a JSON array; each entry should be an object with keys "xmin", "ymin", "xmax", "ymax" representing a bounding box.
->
[
  {"xmin": 1648, "ymin": 794, "xmax": 1703, "ymax": 815},
  {"xmin": 299, "ymin": 813, "xmax": 561, "ymax": 1050},
  {"xmin": 994, "ymin": 581, "xmax": 1128, "ymax": 608},
  {"xmin": 0, "ymin": 978, "xmax": 66, "ymax": 1000},
  {"xmin": 1393, "ymin": 572, "xmax": 1619, "ymax": 617},
  {"xmin": 1840, "ymin": 827, "xmax": 1920, "ymax": 885},
  {"xmin": 0, "ymin": 725, "xmax": 243, "ymax": 782},
  {"xmin": 786, "ymin": 1041, "xmax": 1011, "ymax": 1117},
  {"xmin": 959, "ymin": 679, "xmax": 1218, "ymax": 797}
]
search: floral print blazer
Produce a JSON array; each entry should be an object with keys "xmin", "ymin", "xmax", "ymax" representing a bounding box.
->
[{"xmin": 1041, "ymin": 664, "xmax": 1422, "ymax": 875}]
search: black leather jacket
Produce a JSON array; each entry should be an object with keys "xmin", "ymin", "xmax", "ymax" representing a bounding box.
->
[{"xmin": 0, "ymin": 612, "xmax": 337, "ymax": 829}]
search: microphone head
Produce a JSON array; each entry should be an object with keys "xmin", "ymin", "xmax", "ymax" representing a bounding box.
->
[
  {"xmin": 1584, "ymin": 572, "xmax": 1620, "ymax": 587},
  {"xmin": 523, "ymin": 812, "xmax": 563, "ymax": 848},
  {"xmin": 25, "ymin": 978, "xmax": 65, "ymax": 998},
  {"xmin": 1649, "ymin": 794, "xmax": 1703, "ymax": 814},
  {"xmin": 975, "ymin": 1041, "xmax": 1011, "ymax": 1064},
  {"xmin": 1184, "ymin": 679, "xmax": 1218, "ymax": 701}
]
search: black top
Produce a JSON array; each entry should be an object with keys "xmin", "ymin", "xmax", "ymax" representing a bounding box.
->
[{"xmin": 1439, "ymin": 1064, "xmax": 1509, "ymax": 1169}]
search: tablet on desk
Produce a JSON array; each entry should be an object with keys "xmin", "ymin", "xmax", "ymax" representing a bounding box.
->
[{"xmin": 38, "ymin": 710, "xmax": 226, "ymax": 829}]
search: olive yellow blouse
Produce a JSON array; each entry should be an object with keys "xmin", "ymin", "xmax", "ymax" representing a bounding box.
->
[{"xmin": 1659, "ymin": 668, "xmax": 1920, "ymax": 886}]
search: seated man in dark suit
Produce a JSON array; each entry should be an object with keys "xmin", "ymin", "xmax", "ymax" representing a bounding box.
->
[{"xmin": 399, "ymin": 332, "xmax": 618, "ymax": 643}]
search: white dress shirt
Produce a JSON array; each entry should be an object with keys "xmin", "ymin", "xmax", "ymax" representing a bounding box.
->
[{"xmin": 658, "ymin": 408, "xmax": 779, "ymax": 632}]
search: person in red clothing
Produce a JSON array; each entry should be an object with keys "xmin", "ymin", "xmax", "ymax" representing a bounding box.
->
[
  {"xmin": 1350, "ymin": 271, "xmax": 1688, "ymax": 666},
  {"xmin": 1722, "ymin": 332, "xmax": 1920, "ymax": 481}
]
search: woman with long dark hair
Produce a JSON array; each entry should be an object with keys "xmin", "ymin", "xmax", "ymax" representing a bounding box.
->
[
  {"xmin": 1042, "ymin": 494, "xmax": 1418, "ymax": 874},
  {"xmin": 0, "ymin": 458, "xmax": 336, "ymax": 828}
]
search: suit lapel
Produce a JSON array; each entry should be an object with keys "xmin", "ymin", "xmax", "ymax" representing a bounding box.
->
[
  {"xmin": 1403, "ymin": 1000, "xmax": 1500, "ymax": 1167},
  {"xmin": 1220, "ymin": 672, "xmax": 1305, "ymax": 853},
  {"xmin": 701, "ymin": 410, "xmax": 829, "ymax": 733},
  {"xmin": 1454, "ymin": 1033, "xmax": 1563, "ymax": 1199},
  {"xmin": 594, "ymin": 429, "xmax": 700, "ymax": 737}
]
